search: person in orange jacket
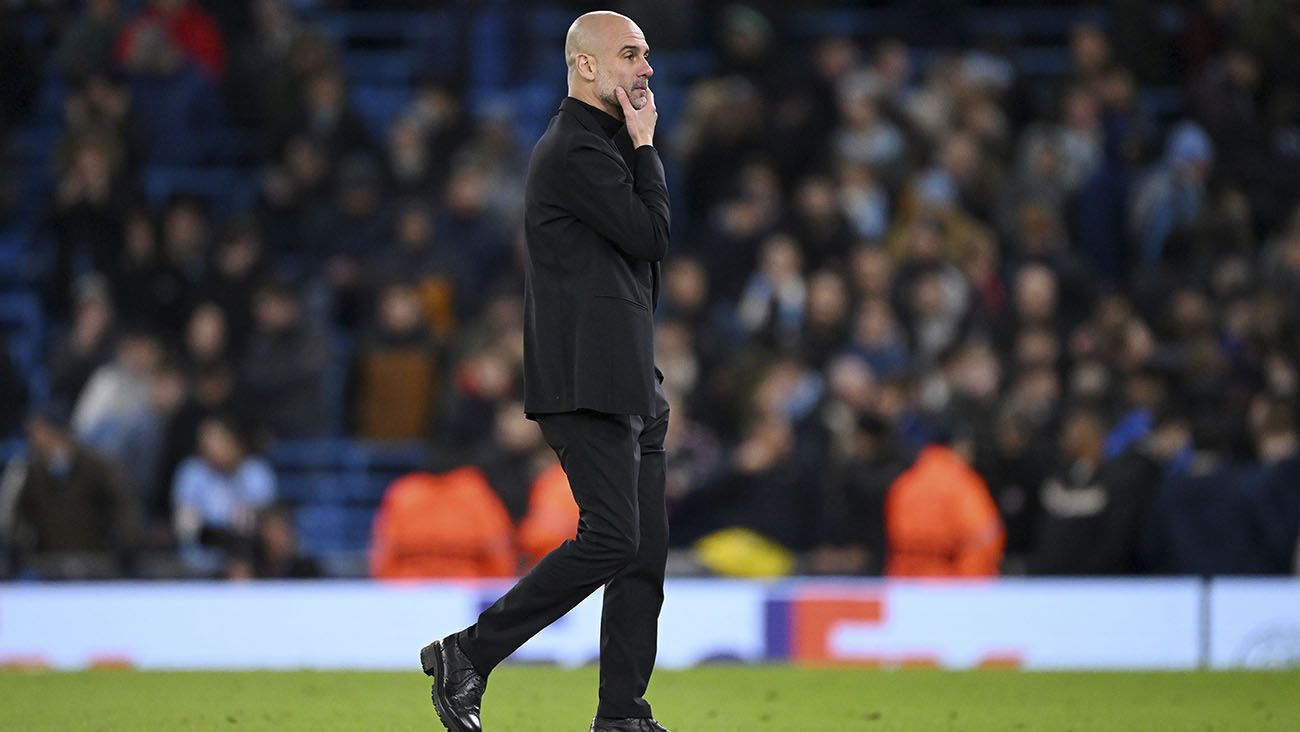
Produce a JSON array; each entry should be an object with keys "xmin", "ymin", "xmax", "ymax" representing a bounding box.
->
[
  {"xmin": 885, "ymin": 433, "xmax": 1005, "ymax": 577},
  {"xmin": 516, "ymin": 461, "xmax": 581, "ymax": 570},
  {"xmin": 370, "ymin": 467, "xmax": 516, "ymax": 579}
]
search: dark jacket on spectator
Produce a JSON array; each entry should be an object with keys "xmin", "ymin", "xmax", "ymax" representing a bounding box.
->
[
  {"xmin": 1141, "ymin": 461, "xmax": 1276, "ymax": 574},
  {"xmin": 1253, "ymin": 456, "xmax": 1300, "ymax": 574},
  {"xmin": 242, "ymin": 324, "xmax": 329, "ymax": 438},
  {"xmin": 13, "ymin": 444, "xmax": 134, "ymax": 555},
  {"xmin": 1029, "ymin": 447, "xmax": 1162, "ymax": 575}
]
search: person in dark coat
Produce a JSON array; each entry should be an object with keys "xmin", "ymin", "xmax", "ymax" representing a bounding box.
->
[
  {"xmin": 422, "ymin": 12, "xmax": 673, "ymax": 732},
  {"xmin": 5, "ymin": 404, "xmax": 135, "ymax": 577},
  {"xmin": 1029, "ymin": 404, "xmax": 1162, "ymax": 575},
  {"xmin": 240, "ymin": 279, "xmax": 329, "ymax": 438}
]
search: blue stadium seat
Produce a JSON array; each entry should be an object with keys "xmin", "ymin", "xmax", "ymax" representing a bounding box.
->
[
  {"xmin": 0, "ymin": 289, "xmax": 46, "ymax": 402},
  {"xmin": 0, "ymin": 439, "xmax": 24, "ymax": 462},
  {"xmin": 142, "ymin": 167, "xmax": 259, "ymax": 218},
  {"xmin": 1142, "ymin": 86, "xmax": 1185, "ymax": 122},
  {"xmin": 0, "ymin": 230, "xmax": 29, "ymax": 284},
  {"xmin": 19, "ymin": 13, "xmax": 48, "ymax": 47},
  {"xmin": 342, "ymin": 50, "xmax": 421, "ymax": 85},
  {"xmin": 646, "ymin": 50, "xmax": 716, "ymax": 81},
  {"xmin": 3, "ymin": 124, "xmax": 63, "ymax": 163},
  {"xmin": 1015, "ymin": 46, "xmax": 1073, "ymax": 76},
  {"xmin": 32, "ymin": 79, "xmax": 66, "ymax": 125},
  {"xmin": 269, "ymin": 439, "xmax": 426, "ymax": 472},
  {"xmin": 964, "ymin": 6, "xmax": 1109, "ymax": 39},
  {"xmin": 315, "ymin": 11, "xmax": 440, "ymax": 45},
  {"xmin": 352, "ymin": 85, "xmax": 412, "ymax": 140},
  {"xmin": 0, "ymin": 290, "xmax": 43, "ymax": 343},
  {"xmin": 522, "ymin": 7, "xmax": 574, "ymax": 44},
  {"xmin": 295, "ymin": 504, "xmax": 376, "ymax": 554},
  {"xmin": 787, "ymin": 8, "xmax": 908, "ymax": 37}
]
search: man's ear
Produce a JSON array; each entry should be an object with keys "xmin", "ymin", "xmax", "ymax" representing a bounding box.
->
[{"xmin": 575, "ymin": 52, "xmax": 597, "ymax": 82}]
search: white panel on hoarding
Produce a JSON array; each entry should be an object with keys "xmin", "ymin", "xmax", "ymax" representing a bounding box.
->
[
  {"xmin": 1209, "ymin": 578, "xmax": 1300, "ymax": 669},
  {"xmin": 0, "ymin": 579, "xmax": 768, "ymax": 671},
  {"xmin": 0, "ymin": 581, "xmax": 477, "ymax": 669}
]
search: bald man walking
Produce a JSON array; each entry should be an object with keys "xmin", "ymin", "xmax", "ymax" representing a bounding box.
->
[{"xmin": 420, "ymin": 11, "xmax": 672, "ymax": 732}]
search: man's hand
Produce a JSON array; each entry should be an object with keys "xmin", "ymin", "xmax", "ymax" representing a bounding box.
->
[{"xmin": 616, "ymin": 85, "xmax": 657, "ymax": 148}]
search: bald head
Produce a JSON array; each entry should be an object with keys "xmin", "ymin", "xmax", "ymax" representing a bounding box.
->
[{"xmin": 563, "ymin": 11, "xmax": 653, "ymax": 117}]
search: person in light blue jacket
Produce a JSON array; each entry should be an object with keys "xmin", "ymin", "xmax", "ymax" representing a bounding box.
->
[{"xmin": 172, "ymin": 415, "xmax": 275, "ymax": 576}]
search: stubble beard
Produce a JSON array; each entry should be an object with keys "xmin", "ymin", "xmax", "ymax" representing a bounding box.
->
[{"xmin": 598, "ymin": 81, "xmax": 649, "ymax": 113}]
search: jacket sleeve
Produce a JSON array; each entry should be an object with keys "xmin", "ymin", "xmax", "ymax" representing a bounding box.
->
[{"xmin": 561, "ymin": 140, "xmax": 670, "ymax": 262}]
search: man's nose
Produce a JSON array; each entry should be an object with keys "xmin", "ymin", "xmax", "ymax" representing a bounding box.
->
[{"xmin": 641, "ymin": 60, "xmax": 653, "ymax": 78}]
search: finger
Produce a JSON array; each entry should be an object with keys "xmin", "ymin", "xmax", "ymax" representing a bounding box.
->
[{"xmin": 615, "ymin": 86, "xmax": 634, "ymax": 114}]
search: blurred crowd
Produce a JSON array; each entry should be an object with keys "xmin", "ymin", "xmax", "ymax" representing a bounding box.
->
[{"xmin": 2, "ymin": 0, "xmax": 1300, "ymax": 580}]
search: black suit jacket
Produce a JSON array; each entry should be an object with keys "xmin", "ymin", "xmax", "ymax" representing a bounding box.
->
[{"xmin": 522, "ymin": 97, "xmax": 670, "ymax": 417}]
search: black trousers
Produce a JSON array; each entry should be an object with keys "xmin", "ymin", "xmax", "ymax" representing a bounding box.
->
[{"xmin": 458, "ymin": 386, "xmax": 670, "ymax": 719}]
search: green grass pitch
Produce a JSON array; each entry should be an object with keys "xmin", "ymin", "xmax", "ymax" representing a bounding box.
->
[{"xmin": 2, "ymin": 666, "xmax": 1297, "ymax": 731}]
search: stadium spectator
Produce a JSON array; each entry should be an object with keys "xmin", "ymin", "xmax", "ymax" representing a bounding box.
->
[
  {"xmin": 386, "ymin": 118, "xmax": 440, "ymax": 199},
  {"xmin": 1028, "ymin": 405, "xmax": 1163, "ymax": 575},
  {"xmin": 475, "ymin": 401, "xmax": 548, "ymax": 523},
  {"xmin": 197, "ymin": 218, "xmax": 269, "ymax": 355},
  {"xmin": 172, "ymin": 416, "xmax": 276, "ymax": 575},
  {"xmin": 0, "ymin": 5, "xmax": 37, "ymax": 141},
  {"xmin": 5, "ymin": 403, "xmax": 135, "ymax": 576},
  {"xmin": 434, "ymin": 158, "xmax": 514, "ymax": 316},
  {"xmin": 45, "ymin": 132, "xmax": 132, "ymax": 319},
  {"xmin": 0, "ymin": 343, "xmax": 29, "ymax": 438},
  {"xmin": 155, "ymin": 363, "xmax": 251, "ymax": 517},
  {"xmin": 55, "ymin": 0, "xmax": 124, "ymax": 80},
  {"xmin": 369, "ymin": 467, "xmax": 515, "ymax": 578},
  {"xmin": 516, "ymin": 462, "xmax": 580, "ymax": 571},
  {"xmin": 366, "ymin": 202, "xmax": 460, "ymax": 340},
  {"xmin": 1130, "ymin": 121, "xmax": 1215, "ymax": 268},
  {"xmin": 1246, "ymin": 399, "xmax": 1300, "ymax": 574},
  {"xmin": 400, "ymin": 75, "xmax": 474, "ymax": 197},
  {"xmin": 661, "ymin": 386, "xmax": 724, "ymax": 515},
  {"xmin": 351, "ymin": 281, "xmax": 441, "ymax": 440},
  {"xmin": 241, "ymin": 279, "xmax": 329, "ymax": 438},
  {"xmin": 48, "ymin": 274, "xmax": 119, "ymax": 404},
  {"xmin": 672, "ymin": 412, "xmax": 806, "ymax": 550},
  {"xmin": 819, "ymin": 412, "xmax": 909, "ymax": 575},
  {"xmin": 223, "ymin": 0, "xmax": 309, "ymax": 129},
  {"xmin": 182, "ymin": 302, "xmax": 230, "ymax": 374},
  {"xmin": 228, "ymin": 504, "xmax": 320, "ymax": 580},
  {"xmin": 884, "ymin": 433, "xmax": 1005, "ymax": 576},
  {"xmin": 111, "ymin": 210, "xmax": 185, "ymax": 332},
  {"xmin": 304, "ymin": 154, "xmax": 390, "ymax": 327},
  {"xmin": 72, "ymin": 328, "xmax": 163, "ymax": 454},
  {"xmin": 736, "ymin": 233, "xmax": 807, "ymax": 353},
  {"xmin": 286, "ymin": 66, "xmax": 371, "ymax": 163},
  {"xmin": 440, "ymin": 347, "xmax": 519, "ymax": 452},
  {"xmin": 115, "ymin": 0, "xmax": 227, "ymax": 79},
  {"xmin": 120, "ymin": 21, "xmax": 224, "ymax": 165},
  {"xmin": 978, "ymin": 403, "xmax": 1051, "ymax": 563},
  {"xmin": 257, "ymin": 134, "xmax": 333, "ymax": 258}
]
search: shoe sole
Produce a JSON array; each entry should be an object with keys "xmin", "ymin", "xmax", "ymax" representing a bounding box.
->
[{"xmin": 420, "ymin": 641, "xmax": 468, "ymax": 732}]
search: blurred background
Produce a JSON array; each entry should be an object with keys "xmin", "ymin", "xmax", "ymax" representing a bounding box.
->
[{"xmin": 1, "ymin": 0, "xmax": 1299, "ymax": 597}]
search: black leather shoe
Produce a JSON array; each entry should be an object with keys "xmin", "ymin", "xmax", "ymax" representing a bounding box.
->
[
  {"xmin": 420, "ymin": 635, "xmax": 486, "ymax": 732},
  {"xmin": 590, "ymin": 717, "xmax": 671, "ymax": 732}
]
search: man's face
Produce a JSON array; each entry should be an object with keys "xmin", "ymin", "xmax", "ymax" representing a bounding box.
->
[{"xmin": 591, "ymin": 20, "xmax": 653, "ymax": 112}]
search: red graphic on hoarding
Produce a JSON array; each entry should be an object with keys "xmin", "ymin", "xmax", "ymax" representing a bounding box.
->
[
  {"xmin": 789, "ymin": 592, "xmax": 1023, "ymax": 668},
  {"xmin": 792, "ymin": 596, "xmax": 883, "ymax": 664}
]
